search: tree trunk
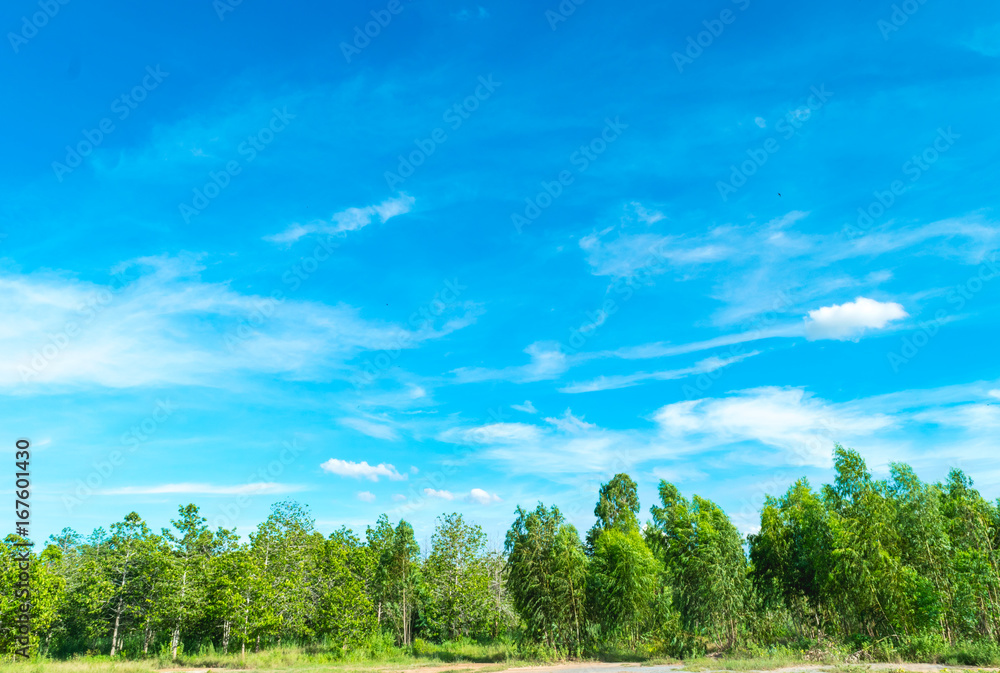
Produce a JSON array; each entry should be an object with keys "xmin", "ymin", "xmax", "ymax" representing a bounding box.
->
[
  {"xmin": 143, "ymin": 618, "xmax": 153, "ymax": 654},
  {"xmin": 110, "ymin": 595, "xmax": 125, "ymax": 656},
  {"xmin": 171, "ymin": 568, "xmax": 187, "ymax": 658},
  {"xmin": 222, "ymin": 619, "xmax": 231, "ymax": 654}
]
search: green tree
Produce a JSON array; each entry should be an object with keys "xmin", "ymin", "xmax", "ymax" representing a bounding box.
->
[
  {"xmin": 588, "ymin": 527, "xmax": 659, "ymax": 647},
  {"xmin": 649, "ymin": 483, "xmax": 750, "ymax": 648},
  {"xmin": 423, "ymin": 513, "xmax": 492, "ymax": 640},
  {"xmin": 586, "ymin": 473, "xmax": 640, "ymax": 553},
  {"xmin": 505, "ymin": 503, "xmax": 587, "ymax": 652}
]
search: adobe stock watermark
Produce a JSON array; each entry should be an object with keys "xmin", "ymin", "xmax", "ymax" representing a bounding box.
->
[
  {"xmin": 7, "ymin": 0, "xmax": 71, "ymax": 53},
  {"xmin": 63, "ymin": 399, "xmax": 177, "ymax": 513},
  {"xmin": 340, "ymin": 0, "xmax": 414, "ymax": 63},
  {"xmin": 19, "ymin": 267, "xmax": 138, "ymax": 383},
  {"xmin": 843, "ymin": 127, "xmax": 959, "ymax": 240},
  {"xmin": 877, "ymin": 0, "xmax": 929, "ymax": 40},
  {"xmin": 716, "ymin": 85, "xmax": 833, "ymax": 202},
  {"xmin": 681, "ymin": 291, "xmax": 794, "ymax": 400},
  {"xmin": 213, "ymin": 0, "xmax": 245, "ymax": 21},
  {"xmin": 560, "ymin": 245, "xmax": 670, "ymax": 355},
  {"xmin": 224, "ymin": 236, "xmax": 340, "ymax": 353},
  {"xmin": 511, "ymin": 117, "xmax": 628, "ymax": 233},
  {"xmin": 544, "ymin": 0, "xmax": 586, "ymax": 31},
  {"xmin": 52, "ymin": 66, "xmax": 169, "ymax": 182},
  {"xmin": 887, "ymin": 251, "xmax": 998, "ymax": 372},
  {"xmin": 672, "ymin": 0, "xmax": 751, "ymax": 73},
  {"xmin": 349, "ymin": 278, "xmax": 467, "ymax": 389},
  {"xmin": 384, "ymin": 75, "xmax": 502, "ymax": 190},
  {"xmin": 211, "ymin": 439, "xmax": 304, "ymax": 530},
  {"xmin": 178, "ymin": 107, "xmax": 294, "ymax": 224}
]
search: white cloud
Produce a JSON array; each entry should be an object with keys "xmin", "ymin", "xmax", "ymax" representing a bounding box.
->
[
  {"xmin": 423, "ymin": 488, "xmax": 454, "ymax": 500},
  {"xmin": 511, "ymin": 400, "xmax": 538, "ymax": 414},
  {"xmin": 320, "ymin": 459, "xmax": 407, "ymax": 481},
  {"xmin": 100, "ymin": 482, "xmax": 305, "ymax": 496},
  {"xmin": 442, "ymin": 422, "xmax": 542, "ymax": 445},
  {"xmin": 653, "ymin": 386, "xmax": 894, "ymax": 466},
  {"xmin": 340, "ymin": 417, "xmax": 399, "ymax": 441},
  {"xmin": 451, "ymin": 341, "xmax": 568, "ymax": 384},
  {"xmin": 560, "ymin": 351, "xmax": 759, "ymax": 393},
  {"xmin": 990, "ymin": 390, "xmax": 1000, "ymax": 399},
  {"xmin": 392, "ymin": 493, "xmax": 407, "ymax": 501},
  {"xmin": 804, "ymin": 296, "xmax": 908, "ymax": 340},
  {"xmin": 0, "ymin": 254, "xmax": 476, "ymax": 392},
  {"xmin": 265, "ymin": 194, "xmax": 415, "ymax": 244},
  {"xmin": 357, "ymin": 491, "xmax": 376, "ymax": 502},
  {"xmin": 466, "ymin": 488, "xmax": 502, "ymax": 505}
]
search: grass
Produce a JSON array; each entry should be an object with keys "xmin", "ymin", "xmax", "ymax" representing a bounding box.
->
[{"xmin": 5, "ymin": 641, "xmax": 1000, "ymax": 673}]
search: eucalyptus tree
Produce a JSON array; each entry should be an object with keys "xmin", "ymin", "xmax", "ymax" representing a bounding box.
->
[
  {"xmin": 649, "ymin": 482, "xmax": 750, "ymax": 648},
  {"xmin": 748, "ymin": 478, "xmax": 833, "ymax": 637},
  {"xmin": 822, "ymin": 446, "xmax": 906, "ymax": 639},
  {"xmin": 586, "ymin": 473, "xmax": 640, "ymax": 553},
  {"xmin": 588, "ymin": 527, "xmax": 659, "ymax": 647},
  {"xmin": 505, "ymin": 503, "xmax": 587, "ymax": 652}
]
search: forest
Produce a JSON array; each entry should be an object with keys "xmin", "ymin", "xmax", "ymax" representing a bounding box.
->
[{"xmin": 4, "ymin": 445, "xmax": 1000, "ymax": 665}]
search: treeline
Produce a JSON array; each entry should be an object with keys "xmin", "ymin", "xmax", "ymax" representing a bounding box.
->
[{"xmin": 3, "ymin": 445, "xmax": 1000, "ymax": 662}]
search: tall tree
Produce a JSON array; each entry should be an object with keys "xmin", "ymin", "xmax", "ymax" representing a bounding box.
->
[{"xmin": 586, "ymin": 473, "xmax": 640, "ymax": 553}]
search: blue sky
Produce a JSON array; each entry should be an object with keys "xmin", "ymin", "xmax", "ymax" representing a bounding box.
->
[{"xmin": 3, "ymin": 0, "xmax": 999, "ymax": 547}]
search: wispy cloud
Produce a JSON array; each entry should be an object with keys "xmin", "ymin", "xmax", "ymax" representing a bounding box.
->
[
  {"xmin": 340, "ymin": 417, "xmax": 400, "ymax": 441},
  {"xmin": 451, "ymin": 342, "xmax": 569, "ymax": 383},
  {"xmin": 0, "ymin": 254, "xmax": 473, "ymax": 392},
  {"xmin": 320, "ymin": 459, "xmax": 407, "ymax": 481},
  {"xmin": 100, "ymin": 482, "xmax": 306, "ymax": 496},
  {"xmin": 560, "ymin": 351, "xmax": 760, "ymax": 393},
  {"xmin": 265, "ymin": 195, "xmax": 415, "ymax": 244}
]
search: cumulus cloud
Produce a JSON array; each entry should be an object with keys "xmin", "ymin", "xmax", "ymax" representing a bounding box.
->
[
  {"xmin": 357, "ymin": 491, "xmax": 376, "ymax": 502},
  {"xmin": 511, "ymin": 400, "xmax": 538, "ymax": 414},
  {"xmin": 423, "ymin": 488, "xmax": 454, "ymax": 500},
  {"xmin": 466, "ymin": 488, "xmax": 502, "ymax": 505},
  {"xmin": 392, "ymin": 494, "xmax": 407, "ymax": 501},
  {"xmin": 804, "ymin": 296, "xmax": 908, "ymax": 340},
  {"xmin": 320, "ymin": 459, "xmax": 406, "ymax": 481},
  {"xmin": 265, "ymin": 194, "xmax": 415, "ymax": 244}
]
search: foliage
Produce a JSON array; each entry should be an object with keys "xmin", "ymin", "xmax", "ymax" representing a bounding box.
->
[{"xmin": 4, "ymin": 447, "xmax": 1000, "ymax": 664}]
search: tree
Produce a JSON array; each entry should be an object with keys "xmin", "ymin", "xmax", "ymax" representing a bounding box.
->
[
  {"xmin": 162, "ymin": 504, "xmax": 228, "ymax": 658},
  {"xmin": 505, "ymin": 503, "xmax": 587, "ymax": 652},
  {"xmin": 99, "ymin": 512, "xmax": 166, "ymax": 656},
  {"xmin": 748, "ymin": 478, "xmax": 833, "ymax": 638},
  {"xmin": 423, "ymin": 513, "xmax": 492, "ymax": 640},
  {"xmin": 0, "ymin": 535, "xmax": 65, "ymax": 657},
  {"xmin": 649, "ymin": 482, "xmax": 750, "ymax": 648},
  {"xmin": 586, "ymin": 473, "xmax": 640, "ymax": 553},
  {"xmin": 588, "ymin": 527, "xmax": 658, "ymax": 647}
]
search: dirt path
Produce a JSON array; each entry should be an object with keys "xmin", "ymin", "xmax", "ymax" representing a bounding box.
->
[{"xmin": 160, "ymin": 661, "xmax": 1000, "ymax": 673}]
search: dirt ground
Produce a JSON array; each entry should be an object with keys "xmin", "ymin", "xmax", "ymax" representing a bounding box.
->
[{"xmin": 161, "ymin": 662, "xmax": 1000, "ymax": 673}]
